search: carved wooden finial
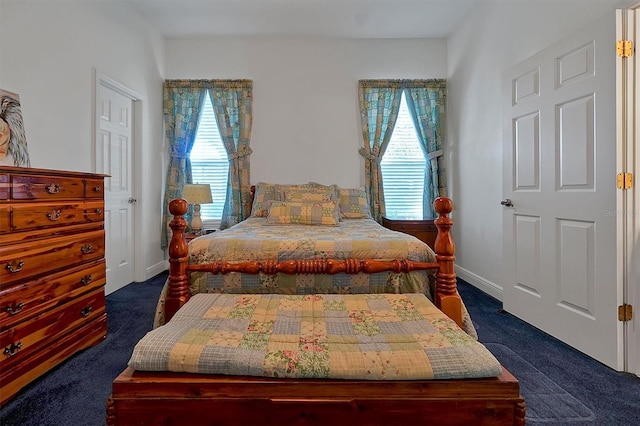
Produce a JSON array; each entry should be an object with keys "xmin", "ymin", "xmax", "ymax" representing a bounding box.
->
[
  {"xmin": 433, "ymin": 197, "xmax": 453, "ymax": 216},
  {"xmin": 169, "ymin": 198, "xmax": 188, "ymax": 216}
]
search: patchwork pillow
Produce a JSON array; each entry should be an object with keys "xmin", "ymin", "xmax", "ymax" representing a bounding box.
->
[
  {"xmin": 338, "ymin": 187, "xmax": 372, "ymax": 219},
  {"xmin": 250, "ymin": 182, "xmax": 277, "ymax": 217},
  {"xmin": 275, "ymin": 183, "xmax": 323, "ymax": 200},
  {"xmin": 283, "ymin": 188, "xmax": 334, "ymax": 203},
  {"xmin": 265, "ymin": 200, "xmax": 340, "ymax": 226},
  {"xmin": 284, "ymin": 184, "xmax": 342, "ymax": 219}
]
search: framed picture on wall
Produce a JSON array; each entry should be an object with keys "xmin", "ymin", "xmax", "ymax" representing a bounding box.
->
[{"xmin": 0, "ymin": 89, "xmax": 31, "ymax": 167}]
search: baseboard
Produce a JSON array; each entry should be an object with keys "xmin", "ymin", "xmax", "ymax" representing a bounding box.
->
[
  {"xmin": 145, "ymin": 261, "xmax": 168, "ymax": 281},
  {"xmin": 455, "ymin": 266, "xmax": 504, "ymax": 302}
]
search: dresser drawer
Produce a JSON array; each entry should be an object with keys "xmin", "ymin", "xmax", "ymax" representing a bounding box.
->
[
  {"xmin": 0, "ymin": 206, "xmax": 9, "ymax": 233},
  {"xmin": 0, "ymin": 288, "xmax": 105, "ymax": 369},
  {"xmin": 0, "ymin": 260, "xmax": 106, "ymax": 329},
  {"xmin": 10, "ymin": 202, "xmax": 86, "ymax": 231},
  {"xmin": 85, "ymin": 178, "xmax": 105, "ymax": 199},
  {"xmin": 0, "ymin": 313, "xmax": 106, "ymax": 406},
  {"xmin": 11, "ymin": 175, "xmax": 85, "ymax": 200},
  {"xmin": 86, "ymin": 201, "xmax": 105, "ymax": 222},
  {"xmin": 0, "ymin": 230, "xmax": 105, "ymax": 286}
]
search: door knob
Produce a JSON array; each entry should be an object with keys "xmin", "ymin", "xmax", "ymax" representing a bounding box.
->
[
  {"xmin": 500, "ymin": 198, "xmax": 514, "ymax": 207},
  {"xmin": 128, "ymin": 197, "xmax": 138, "ymax": 204}
]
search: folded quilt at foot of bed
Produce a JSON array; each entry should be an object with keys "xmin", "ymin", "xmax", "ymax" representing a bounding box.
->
[{"xmin": 130, "ymin": 293, "xmax": 501, "ymax": 380}]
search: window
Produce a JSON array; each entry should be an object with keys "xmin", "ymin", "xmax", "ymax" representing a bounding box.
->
[
  {"xmin": 380, "ymin": 92, "xmax": 428, "ymax": 220},
  {"xmin": 190, "ymin": 93, "xmax": 229, "ymax": 229}
]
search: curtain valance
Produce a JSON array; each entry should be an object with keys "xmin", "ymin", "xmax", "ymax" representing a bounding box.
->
[
  {"xmin": 164, "ymin": 79, "xmax": 252, "ymax": 90},
  {"xmin": 358, "ymin": 79, "xmax": 445, "ymax": 89}
]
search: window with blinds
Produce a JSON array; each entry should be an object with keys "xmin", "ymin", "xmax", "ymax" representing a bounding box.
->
[
  {"xmin": 380, "ymin": 92, "xmax": 428, "ymax": 220},
  {"xmin": 190, "ymin": 93, "xmax": 229, "ymax": 229}
]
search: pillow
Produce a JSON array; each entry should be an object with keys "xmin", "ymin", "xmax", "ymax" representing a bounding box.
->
[
  {"xmin": 250, "ymin": 182, "xmax": 277, "ymax": 217},
  {"xmin": 283, "ymin": 188, "xmax": 334, "ymax": 203},
  {"xmin": 284, "ymin": 185, "xmax": 342, "ymax": 219},
  {"xmin": 338, "ymin": 187, "xmax": 372, "ymax": 219},
  {"xmin": 265, "ymin": 200, "xmax": 340, "ymax": 226},
  {"xmin": 275, "ymin": 183, "xmax": 323, "ymax": 200}
]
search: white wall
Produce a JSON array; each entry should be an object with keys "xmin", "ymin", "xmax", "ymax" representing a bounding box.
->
[
  {"xmin": 166, "ymin": 37, "xmax": 447, "ymax": 187},
  {"xmin": 1, "ymin": 0, "xmax": 167, "ymax": 281},
  {"xmin": 447, "ymin": 0, "xmax": 627, "ymax": 298}
]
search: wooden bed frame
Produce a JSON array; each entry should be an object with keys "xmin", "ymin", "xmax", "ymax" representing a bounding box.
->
[{"xmin": 106, "ymin": 196, "xmax": 526, "ymax": 425}]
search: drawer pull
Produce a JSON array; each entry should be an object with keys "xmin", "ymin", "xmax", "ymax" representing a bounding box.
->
[
  {"xmin": 45, "ymin": 183, "xmax": 61, "ymax": 194},
  {"xmin": 3, "ymin": 341, "xmax": 22, "ymax": 357},
  {"xmin": 94, "ymin": 186, "xmax": 102, "ymax": 193},
  {"xmin": 80, "ymin": 306, "xmax": 93, "ymax": 318},
  {"xmin": 46, "ymin": 209, "xmax": 62, "ymax": 221},
  {"xmin": 80, "ymin": 274, "xmax": 93, "ymax": 286},
  {"xmin": 5, "ymin": 261, "xmax": 24, "ymax": 273},
  {"xmin": 95, "ymin": 208, "xmax": 102, "ymax": 215},
  {"xmin": 80, "ymin": 244, "xmax": 93, "ymax": 254},
  {"xmin": 5, "ymin": 302, "xmax": 24, "ymax": 315}
]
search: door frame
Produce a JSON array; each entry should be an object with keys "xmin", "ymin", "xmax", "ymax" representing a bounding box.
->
[
  {"xmin": 618, "ymin": 7, "xmax": 640, "ymax": 377},
  {"xmin": 92, "ymin": 70, "xmax": 144, "ymax": 284}
]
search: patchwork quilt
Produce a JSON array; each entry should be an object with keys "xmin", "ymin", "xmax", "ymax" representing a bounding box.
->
[
  {"xmin": 133, "ymin": 293, "xmax": 501, "ymax": 380},
  {"xmin": 186, "ymin": 217, "xmax": 437, "ymax": 295}
]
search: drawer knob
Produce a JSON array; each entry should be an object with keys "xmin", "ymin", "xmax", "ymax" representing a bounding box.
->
[
  {"xmin": 5, "ymin": 260, "xmax": 24, "ymax": 273},
  {"xmin": 80, "ymin": 305, "xmax": 93, "ymax": 318},
  {"xmin": 5, "ymin": 302, "xmax": 24, "ymax": 316},
  {"xmin": 80, "ymin": 244, "xmax": 93, "ymax": 254},
  {"xmin": 45, "ymin": 183, "xmax": 61, "ymax": 194},
  {"xmin": 3, "ymin": 341, "xmax": 22, "ymax": 357},
  {"xmin": 80, "ymin": 274, "xmax": 93, "ymax": 286},
  {"xmin": 94, "ymin": 186, "xmax": 102, "ymax": 192},
  {"xmin": 95, "ymin": 208, "xmax": 102, "ymax": 215},
  {"xmin": 46, "ymin": 209, "xmax": 62, "ymax": 221}
]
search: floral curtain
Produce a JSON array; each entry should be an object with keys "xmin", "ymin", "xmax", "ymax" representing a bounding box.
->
[
  {"xmin": 357, "ymin": 80, "xmax": 403, "ymax": 222},
  {"xmin": 209, "ymin": 80, "xmax": 253, "ymax": 229},
  {"xmin": 404, "ymin": 80, "xmax": 447, "ymax": 219},
  {"xmin": 161, "ymin": 82, "xmax": 205, "ymax": 249}
]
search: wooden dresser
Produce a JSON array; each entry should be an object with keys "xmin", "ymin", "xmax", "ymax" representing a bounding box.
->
[
  {"xmin": 381, "ymin": 216, "xmax": 438, "ymax": 250},
  {"xmin": 0, "ymin": 166, "xmax": 108, "ymax": 406}
]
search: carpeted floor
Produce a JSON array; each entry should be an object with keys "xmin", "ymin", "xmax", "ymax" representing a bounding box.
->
[
  {"xmin": 457, "ymin": 281, "xmax": 640, "ymax": 425},
  {"xmin": 1, "ymin": 273, "xmax": 639, "ymax": 425}
]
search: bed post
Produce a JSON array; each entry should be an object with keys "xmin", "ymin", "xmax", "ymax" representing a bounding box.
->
[
  {"xmin": 166, "ymin": 198, "xmax": 191, "ymax": 322},
  {"xmin": 433, "ymin": 197, "xmax": 463, "ymax": 328}
]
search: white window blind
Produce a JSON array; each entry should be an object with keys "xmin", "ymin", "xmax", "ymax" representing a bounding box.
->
[
  {"xmin": 190, "ymin": 93, "xmax": 229, "ymax": 229},
  {"xmin": 380, "ymin": 93, "xmax": 428, "ymax": 220}
]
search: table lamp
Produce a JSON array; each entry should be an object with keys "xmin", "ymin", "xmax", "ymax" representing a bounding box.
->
[{"xmin": 181, "ymin": 183, "xmax": 213, "ymax": 236}]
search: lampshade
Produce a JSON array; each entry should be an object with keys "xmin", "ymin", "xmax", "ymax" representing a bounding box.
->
[{"xmin": 182, "ymin": 184, "xmax": 213, "ymax": 205}]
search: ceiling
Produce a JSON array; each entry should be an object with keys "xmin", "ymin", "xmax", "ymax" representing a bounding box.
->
[{"xmin": 124, "ymin": 0, "xmax": 484, "ymax": 39}]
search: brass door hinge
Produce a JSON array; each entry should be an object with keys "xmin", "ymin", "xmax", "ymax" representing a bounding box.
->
[
  {"xmin": 617, "ymin": 40, "xmax": 634, "ymax": 58},
  {"xmin": 617, "ymin": 173, "xmax": 633, "ymax": 189},
  {"xmin": 618, "ymin": 304, "xmax": 633, "ymax": 322}
]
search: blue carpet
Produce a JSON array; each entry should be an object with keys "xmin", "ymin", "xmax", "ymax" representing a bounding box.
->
[
  {"xmin": 457, "ymin": 280, "xmax": 640, "ymax": 426},
  {"xmin": 486, "ymin": 343, "xmax": 594, "ymax": 423}
]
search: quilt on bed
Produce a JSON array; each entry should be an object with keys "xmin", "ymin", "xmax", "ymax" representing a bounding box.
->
[
  {"xmin": 186, "ymin": 217, "xmax": 437, "ymax": 295},
  {"xmin": 133, "ymin": 293, "xmax": 501, "ymax": 380}
]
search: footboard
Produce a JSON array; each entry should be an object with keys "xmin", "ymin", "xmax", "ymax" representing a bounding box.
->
[{"xmin": 166, "ymin": 197, "xmax": 462, "ymax": 326}]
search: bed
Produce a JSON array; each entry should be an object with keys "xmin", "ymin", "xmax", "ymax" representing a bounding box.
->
[{"xmin": 106, "ymin": 183, "xmax": 525, "ymax": 425}]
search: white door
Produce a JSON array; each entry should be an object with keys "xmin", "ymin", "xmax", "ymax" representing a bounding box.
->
[
  {"xmin": 96, "ymin": 82, "xmax": 136, "ymax": 294},
  {"xmin": 502, "ymin": 14, "xmax": 623, "ymax": 370}
]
